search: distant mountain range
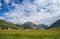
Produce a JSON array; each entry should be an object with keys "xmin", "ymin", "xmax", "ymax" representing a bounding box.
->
[
  {"xmin": 22, "ymin": 22, "xmax": 38, "ymax": 30},
  {"xmin": 0, "ymin": 19, "xmax": 60, "ymax": 30}
]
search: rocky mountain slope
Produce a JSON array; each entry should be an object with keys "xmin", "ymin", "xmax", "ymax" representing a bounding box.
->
[{"xmin": 48, "ymin": 19, "xmax": 60, "ymax": 29}]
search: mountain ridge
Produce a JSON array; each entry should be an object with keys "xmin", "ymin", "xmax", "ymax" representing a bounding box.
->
[
  {"xmin": 0, "ymin": 19, "xmax": 60, "ymax": 30},
  {"xmin": 48, "ymin": 19, "xmax": 60, "ymax": 29}
]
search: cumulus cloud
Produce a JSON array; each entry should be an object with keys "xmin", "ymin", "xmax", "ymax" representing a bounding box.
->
[
  {"xmin": 2, "ymin": 0, "xmax": 60, "ymax": 26},
  {"xmin": 0, "ymin": 1, "xmax": 2, "ymax": 9},
  {"xmin": 4, "ymin": 0, "xmax": 10, "ymax": 4},
  {"xmin": 0, "ymin": 16, "xmax": 4, "ymax": 20}
]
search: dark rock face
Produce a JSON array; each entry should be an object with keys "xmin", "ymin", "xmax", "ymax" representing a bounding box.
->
[{"xmin": 48, "ymin": 19, "xmax": 60, "ymax": 29}]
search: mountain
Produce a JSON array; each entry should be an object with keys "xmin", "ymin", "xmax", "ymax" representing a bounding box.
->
[
  {"xmin": 22, "ymin": 22, "xmax": 38, "ymax": 30},
  {"xmin": 0, "ymin": 20, "xmax": 18, "ymax": 29},
  {"xmin": 22, "ymin": 22, "xmax": 48, "ymax": 30},
  {"xmin": 0, "ymin": 20, "xmax": 49, "ymax": 30},
  {"xmin": 38, "ymin": 24, "xmax": 48, "ymax": 30},
  {"xmin": 48, "ymin": 19, "xmax": 60, "ymax": 29}
]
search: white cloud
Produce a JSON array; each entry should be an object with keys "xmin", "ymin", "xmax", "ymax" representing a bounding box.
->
[
  {"xmin": 4, "ymin": 0, "xmax": 10, "ymax": 4},
  {"xmin": 0, "ymin": 16, "xmax": 4, "ymax": 20},
  {"xmin": 2, "ymin": 0, "xmax": 60, "ymax": 26},
  {"xmin": 0, "ymin": 1, "xmax": 2, "ymax": 9}
]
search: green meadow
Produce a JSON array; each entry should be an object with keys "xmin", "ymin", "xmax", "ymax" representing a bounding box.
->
[{"xmin": 0, "ymin": 30, "xmax": 60, "ymax": 39}]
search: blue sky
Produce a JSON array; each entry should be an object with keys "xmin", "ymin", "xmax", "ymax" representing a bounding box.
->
[
  {"xmin": 0, "ymin": 0, "xmax": 60, "ymax": 26},
  {"xmin": 0, "ymin": 0, "xmax": 24, "ymax": 15}
]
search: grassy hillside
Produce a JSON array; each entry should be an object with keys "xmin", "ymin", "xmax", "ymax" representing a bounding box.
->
[
  {"xmin": 0, "ymin": 20, "xmax": 18, "ymax": 29},
  {"xmin": 0, "ymin": 30, "xmax": 60, "ymax": 39}
]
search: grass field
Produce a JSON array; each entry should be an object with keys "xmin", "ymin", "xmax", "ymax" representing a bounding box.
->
[{"xmin": 0, "ymin": 30, "xmax": 60, "ymax": 39}]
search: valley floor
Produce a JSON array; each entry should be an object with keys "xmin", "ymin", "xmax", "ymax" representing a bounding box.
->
[{"xmin": 0, "ymin": 30, "xmax": 60, "ymax": 39}]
